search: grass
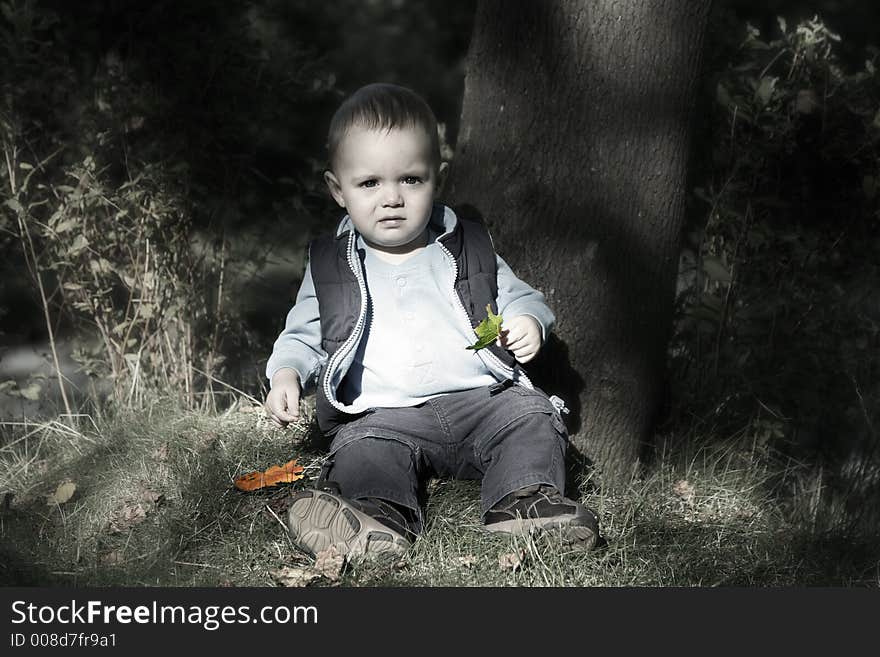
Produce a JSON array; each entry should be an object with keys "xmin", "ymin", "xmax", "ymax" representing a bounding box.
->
[{"xmin": 1, "ymin": 397, "xmax": 878, "ymax": 588}]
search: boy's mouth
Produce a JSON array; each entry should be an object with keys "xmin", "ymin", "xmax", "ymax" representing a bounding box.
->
[{"xmin": 379, "ymin": 217, "xmax": 405, "ymax": 224}]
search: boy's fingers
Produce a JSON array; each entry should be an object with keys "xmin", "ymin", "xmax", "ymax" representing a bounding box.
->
[
  {"xmin": 507, "ymin": 326, "xmax": 539, "ymax": 351},
  {"xmin": 504, "ymin": 332, "xmax": 527, "ymax": 349},
  {"xmin": 269, "ymin": 414, "xmax": 288, "ymax": 428},
  {"xmin": 284, "ymin": 392, "xmax": 301, "ymax": 419},
  {"xmin": 514, "ymin": 348, "xmax": 537, "ymax": 364},
  {"xmin": 264, "ymin": 395, "xmax": 298, "ymax": 424},
  {"xmin": 276, "ymin": 404, "xmax": 299, "ymax": 422},
  {"xmin": 264, "ymin": 405, "xmax": 287, "ymax": 427},
  {"xmin": 512, "ymin": 342, "xmax": 538, "ymax": 361}
]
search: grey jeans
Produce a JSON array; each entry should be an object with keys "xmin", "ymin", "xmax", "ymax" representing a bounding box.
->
[{"xmin": 316, "ymin": 380, "xmax": 569, "ymax": 534}]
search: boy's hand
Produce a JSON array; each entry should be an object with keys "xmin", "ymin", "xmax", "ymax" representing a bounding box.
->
[
  {"xmin": 497, "ymin": 315, "xmax": 542, "ymax": 364},
  {"xmin": 265, "ymin": 368, "xmax": 302, "ymax": 427}
]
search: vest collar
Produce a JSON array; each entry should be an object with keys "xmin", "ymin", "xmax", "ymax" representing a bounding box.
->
[{"xmin": 333, "ymin": 202, "xmax": 459, "ymax": 243}]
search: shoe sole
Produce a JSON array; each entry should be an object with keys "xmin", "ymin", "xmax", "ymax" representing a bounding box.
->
[
  {"xmin": 484, "ymin": 515, "xmax": 599, "ymax": 550},
  {"xmin": 287, "ymin": 490, "xmax": 411, "ymax": 561}
]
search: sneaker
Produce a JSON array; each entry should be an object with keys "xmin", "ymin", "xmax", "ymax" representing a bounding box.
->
[
  {"xmin": 286, "ymin": 486, "xmax": 412, "ymax": 561},
  {"xmin": 350, "ymin": 496, "xmax": 419, "ymax": 542},
  {"xmin": 483, "ymin": 484, "xmax": 599, "ymax": 549}
]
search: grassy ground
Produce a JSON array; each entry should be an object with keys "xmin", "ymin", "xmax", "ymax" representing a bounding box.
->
[{"xmin": 1, "ymin": 397, "xmax": 878, "ymax": 588}]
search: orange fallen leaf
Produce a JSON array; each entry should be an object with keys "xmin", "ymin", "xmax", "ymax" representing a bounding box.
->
[{"xmin": 234, "ymin": 459, "xmax": 305, "ymax": 491}]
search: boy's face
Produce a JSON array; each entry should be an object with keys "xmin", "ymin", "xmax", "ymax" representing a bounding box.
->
[{"xmin": 324, "ymin": 125, "xmax": 447, "ymax": 254}]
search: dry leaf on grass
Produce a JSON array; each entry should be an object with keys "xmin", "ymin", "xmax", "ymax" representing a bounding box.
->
[
  {"xmin": 151, "ymin": 443, "xmax": 169, "ymax": 461},
  {"xmin": 498, "ymin": 549, "xmax": 526, "ymax": 572},
  {"xmin": 47, "ymin": 481, "xmax": 76, "ymax": 506},
  {"xmin": 457, "ymin": 555, "xmax": 478, "ymax": 568},
  {"xmin": 313, "ymin": 545, "xmax": 345, "ymax": 580},
  {"xmin": 234, "ymin": 459, "xmax": 305, "ymax": 492},
  {"xmin": 271, "ymin": 566, "xmax": 320, "ymax": 588},
  {"xmin": 107, "ymin": 486, "xmax": 164, "ymax": 533},
  {"xmin": 194, "ymin": 431, "xmax": 219, "ymax": 452},
  {"xmin": 140, "ymin": 489, "xmax": 164, "ymax": 505},
  {"xmin": 673, "ymin": 479, "xmax": 696, "ymax": 503},
  {"xmin": 108, "ymin": 502, "xmax": 147, "ymax": 533},
  {"xmin": 99, "ymin": 550, "xmax": 125, "ymax": 566}
]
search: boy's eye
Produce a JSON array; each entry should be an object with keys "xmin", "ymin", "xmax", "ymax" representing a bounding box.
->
[
  {"xmin": 402, "ymin": 176, "xmax": 422, "ymax": 185},
  {"xmin": 359, "ymin": 179, "xmax": 378, "ymax": 188}
]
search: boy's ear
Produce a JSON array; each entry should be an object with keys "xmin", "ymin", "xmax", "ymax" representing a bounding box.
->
[
  {"xmin": 435, "ymin": 161, "xmax": 449, "ymax": 196},
  {"xmin": 323, "ymin": 170, "xmax": 346, "ymax": 208}
]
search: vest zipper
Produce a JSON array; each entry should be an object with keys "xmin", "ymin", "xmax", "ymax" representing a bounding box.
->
[
  {"xmin": 322, "ymin": 231, "xmax": 369, "ymax": 413},
  {"xmin": 322, "ymin": 227, "xmax": 536, "ymax": 412},
  {"xmin": 436, "ymin": 241, "xmax": 533, "ymax": 390}
]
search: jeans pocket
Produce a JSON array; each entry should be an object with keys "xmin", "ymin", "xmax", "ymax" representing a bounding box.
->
[
  {"xmin": 472, "ymin": 397, "xmax": 570, "ymax": 469},
  {"xmin": 327, "ymin": 427, "xmax": 421, "ymax": 459},
  {"xmin": 319, "ymin": 429, "xmax": 422, "ymax": 487},
  {"xmin": 510, "ymin": 384, "xmax": 569, "ymax": 420}
]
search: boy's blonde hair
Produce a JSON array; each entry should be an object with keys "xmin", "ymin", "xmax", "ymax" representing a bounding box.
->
[{"xmin": 327, "ymin": 82, "xmax": 441, "ymax": 169}]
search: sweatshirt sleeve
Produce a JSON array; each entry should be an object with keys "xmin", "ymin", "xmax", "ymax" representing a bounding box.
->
[
  {"xmin": 495, "ymin": 254, "xmax": 556, "ymax": 342},
  {"xmin": 265, "ymin": 257, "xmax": 327, "ymax": 391}
]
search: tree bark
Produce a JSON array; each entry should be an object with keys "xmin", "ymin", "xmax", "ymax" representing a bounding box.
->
[{"xmin": 447, "ymin": 0, "xmax": 711, "ymax": 485}]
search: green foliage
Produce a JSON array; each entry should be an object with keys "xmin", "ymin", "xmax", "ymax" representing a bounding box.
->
[
  {"xmin": 670, "ymin": 13, "xmax": 880, "ymax": 522},
  {"xmin": 0, "ymin": 0, "xmax": 342, "ymax": 408},
  {"xmin": 467, "ymin": 304, "xmax": 503, "ymax": 351}
]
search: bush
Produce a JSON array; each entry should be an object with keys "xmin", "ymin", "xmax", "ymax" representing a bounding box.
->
[
  {"xmin": 0, "ymin": 0, "xmax": 339, "ymax": 409},
  {"xmin": 671, "ymin": 14, "xmax": 880, "ymax": 530}
]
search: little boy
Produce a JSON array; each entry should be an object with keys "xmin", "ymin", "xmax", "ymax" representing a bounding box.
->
[{"xmin": 265, "ymin": 83, "xmax": 598, "ymax": 561}]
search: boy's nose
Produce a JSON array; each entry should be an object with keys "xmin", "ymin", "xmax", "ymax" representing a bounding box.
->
[{"xmin": 383, "ymin": 185, "xmax": 403, "ymax": 206}]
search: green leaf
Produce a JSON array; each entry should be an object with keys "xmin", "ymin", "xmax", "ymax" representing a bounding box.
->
[
  {"xmin": 69, "ymin": 234, "xmax": 89, "ymax": 256},
  {"xmin": 755, "ymin": 76, "xmax": 777, "ymax": 107},
  {"xmin": 19, "ymin": 382, "xmax": 42, "ymax": 401},
  {"xmin": 4, "ymin": 199, "xmax": 23, "ymax": 213},
  {"xmin": 703, "ymin": 256, "xmax": 732, "ymax": 284},
  {"xmin": 466, "ymin": 304, "xmax": 503, "ymax": 351},
  {"xmin": 55, "ymin": 218, "xmax": 79, "ymax": 234}
]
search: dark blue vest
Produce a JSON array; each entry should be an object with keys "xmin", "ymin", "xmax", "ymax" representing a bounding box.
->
[{"xmin": 309, "ymin": 206, "xmax": 515, "ymax": 433}]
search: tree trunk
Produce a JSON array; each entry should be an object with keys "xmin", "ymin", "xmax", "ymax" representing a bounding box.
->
[{"xmin": 447, "ymin": 0, "xmax": 711, "ymax": 485}]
